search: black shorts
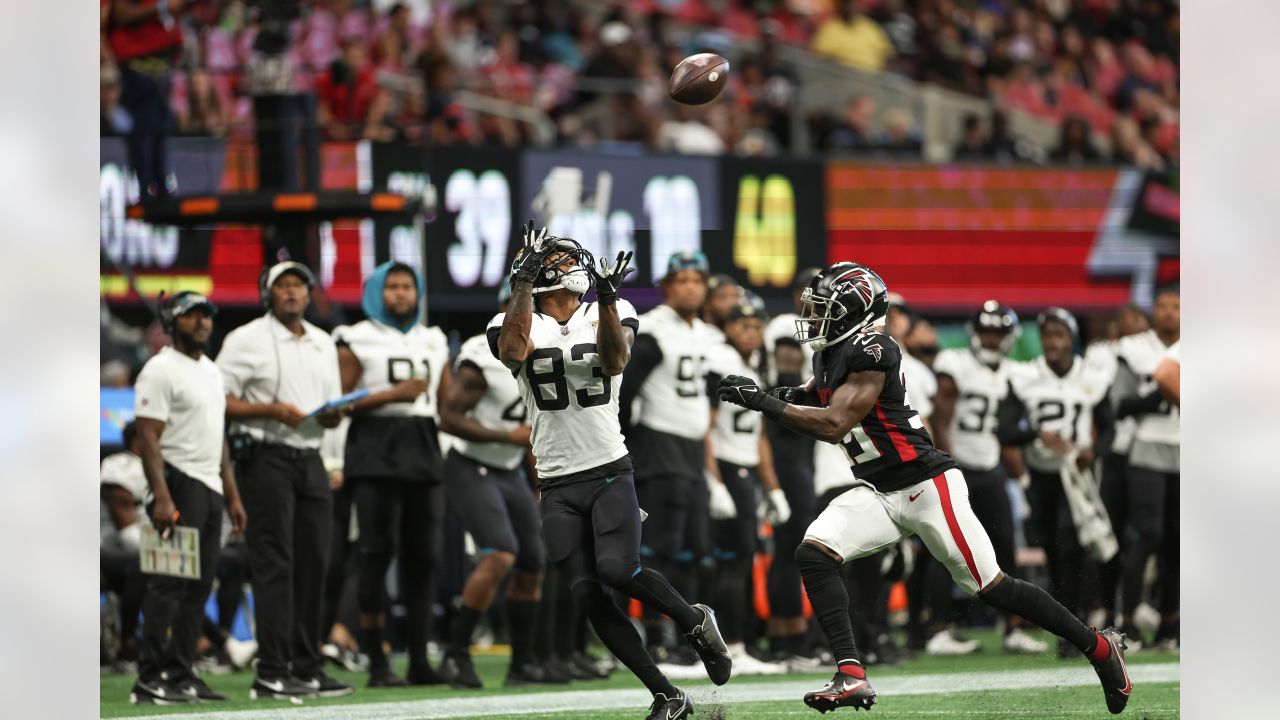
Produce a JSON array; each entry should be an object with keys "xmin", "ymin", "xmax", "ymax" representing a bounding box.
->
[
  {"xmin": 713, "ymin": 460, "xmax": 759, "ymax": 562},
  {"xmin": 444, "ymin": 450, "xmax": 544, "ymax": 574},
  {"xmin": 630, "ymin": 425, "xmax": 709, "ymax": 562},
  {"xmin": 539, "ymin": 467, "xmax": 645, "ymax": 588}
]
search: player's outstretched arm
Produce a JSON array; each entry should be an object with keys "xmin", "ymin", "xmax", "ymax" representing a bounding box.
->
[
  {"xmin": 594, "ymin": 251, "xmax": 636, "ymax": 376},
  {"xmin": 439, "ymin": 363, "xmax": 529, "ymax": 446},
  {"xmin": 718, "ymin": 371, "xmax": 884, "ymax": 444},
  {"xmin": 498, "ymin": 277, "xmax": 536, "ymax": 366}
]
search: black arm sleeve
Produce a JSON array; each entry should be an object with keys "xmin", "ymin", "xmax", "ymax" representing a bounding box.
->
[
  {"xmin": 1091, "ymin": 395, "xmax": 1115, "ymax": 443},
  {"xmin": 706, "ymin": 371, "xmax": 723, "ymax": 408},
  {"xmin": 618, "ymin": 333, "xmax": 662, "ymax": 430},
  {"xmin": 996, "ymin": 382, "xmax": 1038, "ymax": 446}
]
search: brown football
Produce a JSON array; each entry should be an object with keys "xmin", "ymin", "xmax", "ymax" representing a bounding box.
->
[{"xmin": 669, "ymin": 53, "xmax": 729, "ymax": 105}]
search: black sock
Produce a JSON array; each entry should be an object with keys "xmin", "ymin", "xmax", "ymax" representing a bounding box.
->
[
  {"xmin": 361, "ymin": 626, "xmax": 387, "ymax": 670},
  {"xmin": 449, "ymin": 606, "xmax": 482, "ymax": 654},
  {"xmin": 576, "ymin": 578, "xmax": 677, "ymax": 697},
  {"xmin": 981, "ymin": 574, "xmax": 1098, "ymax": 655},
  {"xmin": 506, "ymin": 599, "xmax": 539, "ymax": 666},
  {"xmin": 795, "ymin": 543, "xmax": 862, "ymax": 667},
  {"xmin": 615, "ymin": 567, "xmax": 702, "ymax": 631}
]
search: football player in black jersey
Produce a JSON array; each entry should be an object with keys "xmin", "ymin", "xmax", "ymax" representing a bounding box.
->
[{"xmin": 717, "ymin": 262, "xmax": 1133, "ymax": 716}]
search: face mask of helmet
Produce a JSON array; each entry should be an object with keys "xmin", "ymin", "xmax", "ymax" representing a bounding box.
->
[
  {"xmin": 968, "ymin": 302, "xmax": 1020, "ymax": 365},
  {"xmin": 525, "ymin": 239, "xmax": 596, "ymax": 297}
]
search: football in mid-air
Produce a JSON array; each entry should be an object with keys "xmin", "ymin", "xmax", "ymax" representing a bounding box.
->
[{"xmin": 669, "ymin": 53, "xmax": 729, "ymax": 105}]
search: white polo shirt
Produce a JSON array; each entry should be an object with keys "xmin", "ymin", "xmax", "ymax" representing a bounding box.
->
[
  {"xmin": 100, "ymin": 451, "xmax": 147, "ymax": 549},
  {"xmin": 217, "ymin": 313, "xmax": 343, "ymax": 450},
  {"xmin": 134, "ymin": 346, "xmax": 227, "ymax": 493}
]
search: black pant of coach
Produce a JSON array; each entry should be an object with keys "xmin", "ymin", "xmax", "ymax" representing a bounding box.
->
[
  {"xmin": 139, "ymin": 466, "xmax": 222, "ymax": 684},
  {"xmin": 239, "ymin": 443, "xmax": 332, "ymax": 679}
]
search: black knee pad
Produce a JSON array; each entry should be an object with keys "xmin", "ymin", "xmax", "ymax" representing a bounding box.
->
[{"xmin": 595, "ymin": 556, "xmax": 640, "ymax": 588}]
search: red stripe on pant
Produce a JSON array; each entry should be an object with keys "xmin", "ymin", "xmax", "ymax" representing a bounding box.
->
[{"xmin": 931, "ymin": 472, "xmax": 982, "ymax": 588}]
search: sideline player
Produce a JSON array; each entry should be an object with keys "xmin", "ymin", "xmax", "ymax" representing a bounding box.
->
[
  {"xmin": 717, "ymin": 262, "xmax": 1132, "ymax": 715},
  {"xmin": 437, "ymin": 282, "xmax": 549, "ymax": 688},
  {"xmin": 492, "ymin": 224, "xmax": 732, "ymax": 720},
  {"xmin": 705, "ymin": 302, "xmax": 790, "ymax": 675},
  {"xmin": 333, "ymin": 262, "xmax": 449, "ymax": 687},
  {"xmin": 931, "ymin": 301, "xmax": 1047, "ymax": 655},
  {"xmin": 998, "ymin": 308, "xmax": 1114, "ymax": 653}
]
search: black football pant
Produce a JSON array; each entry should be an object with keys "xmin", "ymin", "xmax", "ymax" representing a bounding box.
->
[
  {"xmin": 351, "ymin": 477, "xmax": 443, "ymax": 668},
  {"xmin": 712, "ymin": 461, "xmax": 760, "ymax": 645},
  {"xmin": 138, "ymin": 466, "xmax": 222, "ymax": 684},
  {"xmin": 966, "ymin": 466, "xmax": 1020, "ymax": 632},
  {"xmin": 101, "ymin": 546, "xmax": 146, "ymax": 661},
  {"xmin": 322, "ymin": 479, "xmax": 354, "ymax": 638},
  {"xmin": 765, "ymin": 423, "xmax": 816, "ymax": 622},
  {"xmin": 239, "ymin": 445, "xmax": 331, "ymax": 679},
  {"xmin": 1026, "ymin": 469, "xmax": 1087, "ymax": 620},
  {"xmin": 1096, "ymin": 451, "xmax": 1129, "ymax": 621},
  {"xmin": 1122, "ymin": 467, "xmax": 1180, "ymax": 618}
]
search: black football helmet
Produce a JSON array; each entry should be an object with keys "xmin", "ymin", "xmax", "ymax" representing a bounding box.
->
[
  {"xmin": 795, "ymin": 262, "xmax": 889, "ymax": 351},
  {"xmin": 1037, "ymin": 306, "xmax": 1079, "ymax": 341},
  {"xmin": 967, "ymin": 299, "xmax": 1020, "ymax": 364},
  {"xmin": 510, "ymin": 236, "xmax": 597, "ymax": 297}
]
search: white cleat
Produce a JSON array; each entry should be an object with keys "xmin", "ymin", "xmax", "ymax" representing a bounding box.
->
[
  {"xmin": 724, "ymin": 644, "xmax": 788, "ymax": 675},
  {"xmin": 925, "ymin": 629, "xmax": 981, "ymax": 656},
  {"xmin": 1003, "ymin": 628, "xmax": 1049, "ymax": 655},
  {"xmin": 225, "ymin": 638, "xmax": 258, "ymax": 669}
]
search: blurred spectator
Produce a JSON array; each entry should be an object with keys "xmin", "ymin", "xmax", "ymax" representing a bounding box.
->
[
  {"xmin": 102, "ymin": 359, "xmax": 133, "ymax": 388},
  {"xmin": 419, "ymin": 55, "xmax": 471, "ymax": 145},
  {"xmin": 101, "ymin": 64, "xmax": 134, "ymax": 137},
  {"xmin": 1109, "ymin": 116, "xmax": 1165, "ymax": 173},
  {"xmin": 876, "ymin": 106, "xmax": 923, "ymax": 157},
  {"xmin": 811, "ymin": 0, "xmax": 894, "ymax": 73},
  {"xmin": 823, "ymin": 95, "xmax": 876, "ymax": 152},
  {"xmin": 905, "ymin": 318, "xmax": 940, "ymax": 370},
  {"xmin": 657, "ymin": 105, "xmax": 726, "ymax": 155},
  {"xmin": 104, "ymin": 0, "xmax": 188, "ymax": 199},
  {"xmin": 101, "ymin": 421, "xmax": 147, "ymax": 670},
  {"xmin": 175, "ymin": 68, "xmax": 228, "ymax": 137},
  {"xmin": 315, "ymin": 39, "xmax": 379, "ymax": 141},
  {"xmin": 1051, "ymin": 115, "xmax": 1103, "ymax": 166},
  {"xmin": 952, "ymin": 112, "xmax": 988, "ymax": 161},
  {"xmin": 873, "ymin": 0, "xmax": 918, "ymax": 65}
]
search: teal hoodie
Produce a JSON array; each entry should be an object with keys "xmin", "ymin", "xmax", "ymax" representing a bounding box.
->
[{"xmin": 362, "ymin": 261, "xmax": 425, "ymax": 333}]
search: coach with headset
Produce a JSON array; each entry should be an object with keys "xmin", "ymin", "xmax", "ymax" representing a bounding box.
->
[{"xmin": 217, "ymin": 261, "xmax": 351, "ymax": 700}]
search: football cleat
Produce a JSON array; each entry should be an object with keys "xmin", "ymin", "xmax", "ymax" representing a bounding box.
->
[
  {"xmin": 803, "ymin": 671, "xmax": 877, "ymax": 713},
  {"xmin": 567, "ymin": 651, "xmax": 611, "ymax": 680},
  {"xmin": 249, "ymin": 675, "xmax": 318, "ymax": 700},
  {"xmin": 294, "ymin": 671, "xmax": 354, "ymax": 698},
  {"xmin": 366, "ymin": 666, "xmax": 408, "ymax": 688},
  {"xmin": 174, "ymin": 674, "xmax": 227, "ymax": 701},
  {"xmin": 646, "ymin": 688, "xmax": 694, "ymax": 720},
  {"xmin": 683, "ymin": 603, "xmax": 733, "ymax": 685},
  {"xmin": 130, "ymin": 679, "xmax": 196, "ymax": 706},
  {"xmin": 1091, "ymin": 626, "xmax": 1133, "ymax": 714},
  {"xmin": 441, "ymin": 651, "xmax": 482, "ymax": 689},
  {"xmin": 505, "ymin": 661, "xmax": 571, "ymax": 687}
]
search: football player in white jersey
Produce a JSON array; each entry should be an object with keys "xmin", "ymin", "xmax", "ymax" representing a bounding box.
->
[
  {"xmin": 491, "ymin": 224, "xmax": 731, "ymax": 720},
  {"xmin": 1111, "ymin": 287, "xmax": 1180, "ymax": 649},
  {"xmin": 702, "ymin": 273, "xmax": 740, "ymax": 342},
  {"xmin": 930, "ymin": 300, "xmax": 1045, "ymax": 655},
  {"xmin": 333, "ymin": 261, "xmax": 450, "ymax": 687},
  {"xmin": 760, "ymin": 268, "xmax": 821, "ymax": 662},
  {"xmin": 705, "ymin": 302, "xmax": 790, "ymax": 676},
  {"xmin": 618, "ymin": 250, "xmax": 719, "ymax": 663},
  {"xmin": 437, "ymin": 282, "xmax": 550, "ymax": 689},
  {"xmin": 998, "ymin": 308, "xmax": 1114, "ymax": 654}
]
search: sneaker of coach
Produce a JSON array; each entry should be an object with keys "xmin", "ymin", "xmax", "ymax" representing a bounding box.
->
[
  {"xmin": 1090, "ymin": 626, "xmax": 1133, "ymax": 715},
  {"xmin": 295, "ymin": 670, "xmax": 355, "ymax": 698},
  {"xmin": 683, "ymin": 603, "xmax": 733, "ymax": 686},
  {"xmin": 129, "ymin": 679, "xmax": 197, "ymax": 706},
  {"xmin": 249, "ymin": 674, "xmax": 319, "ymax": 700},
  {"xmin": 172, "ymin": 673, "xmax": 228, "ymax": 701},
  {"xmin": 1003, "ymin": 628, "xmax": 1049, "ymax": 655},
  {"xmin": 925, "ymin": 629, "xmax": 981, "ymax": 656},
  {"xmin": 645, "ymin": 688, "xmax": 694, "ymax": 720}
]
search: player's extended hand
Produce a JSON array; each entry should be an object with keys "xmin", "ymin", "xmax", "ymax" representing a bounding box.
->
[
  {"xmin": 271, "ymin": 402, "xmax": 308, "ymax": 428},
  {"xmin": 768, "ymin": 385, "xmax": 805, "ymax": 404},
  {"xmin": 512, "ymin": 219, "xmax": 553, "ymax": 285},
  {"xmin": 765, "ymin": 487, "xmax": 792, "ymax": 525},
  {"xmin": 594, "ymin": 251, "xmax": 635, "ymax": 305},
  {"xmin": 717, "ymin": 375, "xmax": 788, "ymax": 420}
]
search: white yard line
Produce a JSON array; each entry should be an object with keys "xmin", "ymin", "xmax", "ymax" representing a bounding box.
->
[{"xmin": 121, "ymin": 663, "xmax": 1179, "ymax": 720}]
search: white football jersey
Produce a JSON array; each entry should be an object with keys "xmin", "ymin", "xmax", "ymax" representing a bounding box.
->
[
  {"xmin": 901, "ymin": 351, "xmax": 937, "ymax": 421},
  {"xmin": 933, "ymin": 348, "xmax": 1024, "ymax": 471},
  {"xmin": 453, "ymin": 333, "xmax": 527, "ymax": 471},
  {"xmin": 708, "ymin": 343, "xmax": 762, "ymax": 467},
  {"xmin": 488, "ymin": 300, "xmax": 639, "ymax": 479},
  {"xmin": 813, "ymin": 436, "xmax": 859, "ymax": 496},
  {"xmin": 333, "ymin": 320, "xmax": 450, "ymax": 419},
  {"xmin": 1115, "ymin": 330, "xmax": 1179, "ymax": 447},
  {"xmin": 1009, "ymin": 356, "xmax": 1112, "ymax": 473},
  {"xmin": 1085, "ymin": 339, "xmax": 1135, "ymax": 453},
  {"xmin": 633, "ymin": 304, "xmax": 714, "ymax": 440}
]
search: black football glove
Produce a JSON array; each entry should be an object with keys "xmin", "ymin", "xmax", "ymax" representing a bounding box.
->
[
  {"xmin": 593, "ymin": 250, "xmax": 635, "ymax": 305},
  {"xmin": 718, "ymin": 375, "xmax": 788, "ymax": 421},
  {"xmin": 1117, "ymin": 389, "xmax": 1168, "ymax": 419},
  {"xmin": 768, "ymin": 385, "xmax": 806, "ymax": 404},
  {"xmin": 511, "ymin": 219, "xmax": 552, "ymax": 285}
]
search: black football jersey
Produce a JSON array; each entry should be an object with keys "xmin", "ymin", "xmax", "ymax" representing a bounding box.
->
[{"xmin": 813, "ymin": 332, "xmax": 956, "ymax": 492}]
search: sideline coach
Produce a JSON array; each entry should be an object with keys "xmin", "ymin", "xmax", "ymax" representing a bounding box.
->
[{"xmin": 217, "ymin": 261, "xmax": 349, "ymax": 699}]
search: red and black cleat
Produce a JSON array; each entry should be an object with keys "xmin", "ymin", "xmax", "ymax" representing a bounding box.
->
[
  {"xmin": 803, "ymin": 672, "xmax": 877, "ymax": 713},
  {"xmin": 1091, "ymin": 626, "xmax": 1133, "ymax": 714}
]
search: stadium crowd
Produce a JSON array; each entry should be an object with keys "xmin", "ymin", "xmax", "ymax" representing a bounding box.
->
[
  {"xmin": 101, "ymin": 0, "xmax": 1178, "ymax": 188},
  {"xmin": 100, "ymin": 248, "xmax": 1180, "ymax": 703}
]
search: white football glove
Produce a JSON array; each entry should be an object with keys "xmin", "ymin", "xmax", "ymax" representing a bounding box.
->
[
  {"xmin": 707, "ymin": 473, "xmax": 737, "ymax": 520},
  {"xmin": 766, "ymin": 487, "xmax": 792, "ymax": 526}
]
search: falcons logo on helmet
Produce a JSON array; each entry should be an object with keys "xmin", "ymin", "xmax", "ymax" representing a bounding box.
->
[{"xmin": 833, "ymin": 269, "xmax": 876, "ymax": 305}]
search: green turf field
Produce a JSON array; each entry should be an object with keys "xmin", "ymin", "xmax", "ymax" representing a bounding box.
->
[{"xmin": 101, "ymin": 629, "xmax": 1179, "ymax": 719}]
